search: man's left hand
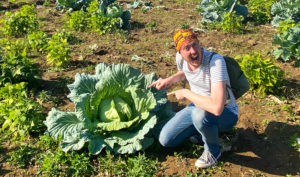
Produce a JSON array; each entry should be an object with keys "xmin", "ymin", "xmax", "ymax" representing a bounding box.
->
[{"xmin": 167, "ymin": 89, "xmax": 189, "ymax": 100}]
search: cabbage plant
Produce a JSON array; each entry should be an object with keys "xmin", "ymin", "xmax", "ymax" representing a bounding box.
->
[
  {"xmin": 199, "ymin": 0, "xmax": 248, "ymax": 24},
  {"xmin": 44, "ymin": 63, "xmax": 173, "ymax": 154}
]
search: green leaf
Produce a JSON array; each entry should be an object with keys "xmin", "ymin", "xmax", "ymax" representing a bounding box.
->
[
  {"xmin": 44, "ymin": 108, "xmax": 88, "ymax": 140},
  {"xmin": 68, "ymin": 73, "xmax": 99, "ymax": 102}
]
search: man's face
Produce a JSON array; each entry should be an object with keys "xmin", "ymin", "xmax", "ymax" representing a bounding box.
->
[{"xmin": 179, "ymin": 41, "xmax": 202, "ymax": 68}]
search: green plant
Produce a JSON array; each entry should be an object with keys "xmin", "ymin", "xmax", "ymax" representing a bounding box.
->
[
  {"xmin": 45, "ymin": 32, "xmax": 71, "ymax": 68},
  {"xmin": 8, "ymin": 144, "xmax": 38, "ymax": 168},
  {"xmin": 199, "ymin": 0, "xmax": 248, "ymax": 24},
  {"xmin": 98, "ymin": 151, "xmax": 157, "ymax": 176},
  {"xmin": 56, "ymin": 0, "xmax": 94, "ymax": 11},
  {"xmin": 0, "ymin": 82, "xmax": 44, "ymax": 140},
  {"xmin": 288, "ymin": 134, "xmax": 299, "ymax": 151},
  {"xmin": 66, "ymin": 9, "xmax": 89, "ymax": 32},
  {"xmin": 247, "ymin": 0, "xmax": 275, "ymax": 25},
  {"xmin": 146, "ymin": 21, "xmax": 157, "ymax": 31},
  {"xmin": 37, "ymin": 148, "xmax": 94, "ymax": 176},
  {"xmin": 277, "ymin": 19, "xmax": 296, "ymax": 34},
  {"xmin": 271, "ymin": 0, "xmax": 300, "ymax": 27},
  {"xmin": 37, "ymin": 90, "xmax": 51, "ymax": 104},
  {"xmin": 179, "ymin": 21, "xmax": 190, "ymax": 29},
  {"xmin": 0, "ymin": 38, "xmax": 40, "ymax": 86},
  {"xmin": 0, "ymin": 4, "xmax": 38, "ymax": 37},
  {"xmin": 27, "ymin": 31, "xmax": 49, "ymax": 53},
  {"xmin": 37, "ymin": 134, "xmax": 60, "ymax": 151},
  {"xmin": 272, "ymin": 23, "xmax": 300, "ymax": 65},
  {"xmin": 235, "ymin": 53, "xmax": 284, "ymax": 96},
  {"xmin": 217, "ymin": 11, "xmax": 244, "ymax": 33},
  {"xmin": 44, "ymin": 63, "xmax": 173, "ymax": 154}
]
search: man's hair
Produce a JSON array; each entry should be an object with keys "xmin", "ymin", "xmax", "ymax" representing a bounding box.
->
[{"xmin": 173, "ymin": 29, "xmax": 198, "ymax": 51}]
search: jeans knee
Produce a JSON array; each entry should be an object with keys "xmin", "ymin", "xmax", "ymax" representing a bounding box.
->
[
  {"xmin": 159, "ymin": 131, "xmax": 172, "ymax": 147},
  {"xmin": 192, "ymin": 108, "xmax": 206, "ymax": 130}
]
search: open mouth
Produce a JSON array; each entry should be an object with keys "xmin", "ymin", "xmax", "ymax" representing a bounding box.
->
[{"xmin": 191, "ymin": 55, "xmax": 198, "ymax": 61}]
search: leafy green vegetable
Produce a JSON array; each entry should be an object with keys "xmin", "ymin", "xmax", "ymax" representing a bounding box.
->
[
  {"xmin": 246, "ymin": 0, "xmax": 276, "ymax": 25},
  {"xmin": 235, "ymin": 53, "xmax": 284, "ymax": 96},
  {"xmin": 271, "ymin": 0, "xmax": 300, "ymax": 27},
  {"xmin": 0, "ymin": 38, "xmax": 40, "ymax": 86},
  {"xmin": 44, "ymin": 63, "xmax": 173, "ymax": 154},
  {"xmin": 0, "ymin": 4, "xmax": 38, "ymax": 37},
  {"xmin": 56, "ymin": 0, "xmax": 94, "ymax": 11},
  {"xmin": 198, "ymin": 0, "xmax": 248, "ymax": 24},
  {"xmin": 272, "ymin": 23, "xmax": 300, "ymax": 64},
  {"xmin": 0, "ymin": 82, "xmax": 44, "ymax": 141}
]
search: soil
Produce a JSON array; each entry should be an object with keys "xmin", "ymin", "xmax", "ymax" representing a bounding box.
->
[{"xmin": 0, "ymin": 0, "xmax": 299, "ymax": 176}]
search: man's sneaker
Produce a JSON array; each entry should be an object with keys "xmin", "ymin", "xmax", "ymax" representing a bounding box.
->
[
  {"xmin": 195, "ymin": 150, "xmax": 221, "ymax": 168},
  {"xmin": 189, "ymin": 134, "xmax": 203, "ymax": 145}
]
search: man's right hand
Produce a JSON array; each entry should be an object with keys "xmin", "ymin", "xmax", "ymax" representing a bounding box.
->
[{"xmin": 148, "ymin": 78, "xmax": 172, "ymax": 90}]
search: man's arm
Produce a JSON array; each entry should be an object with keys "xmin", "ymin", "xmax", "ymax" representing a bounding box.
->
[
  {"xmin": 149, "ymin": 71, "xmax": 186, "ymax": 90},
  {"xmin": 168, "ymin": 81, "xmax": 226, "ymax": 116}
]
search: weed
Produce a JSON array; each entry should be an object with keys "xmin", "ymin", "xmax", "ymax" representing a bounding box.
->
[
  {"xmin": 98, "ymin": 151, "xmax": 157, "ymax": 176},
  {"xmin": 8, "ymin": 144, "xmax": 38, "ymax": 168},
  {"xmin": 180, "ymin": 21, "xmax": 190, "ymax": 29},
  {"xmin": 288, "ymin": 134, "xmax": 300, "ymax": 151},
  {"xmin": 37, "ymin": 90, "xmax": 51, "ymax": 104},
  {"xmin": 146, "ymin": 21, "xmax": 157, "ymax": 32},
  {"xmin": 37, "ymin": 148, "xmax": 95, "ymax": 176}
]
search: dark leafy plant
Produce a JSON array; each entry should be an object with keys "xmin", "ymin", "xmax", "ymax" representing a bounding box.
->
[
  {"xmin": 236, "ymin": 53, "xmax": 284, "ymax": 96},
  {"xmin": 0, "ymin": 5, "xmax": 38, "ymax": 37},
  {"xmin": 271, "ymin": 0, "xmax": 300, "ymax": 27},
  {"xmin": 272, "ymin": 23, "xmax": 300, "ymax": 64},
  {"xmin": 0, "ymin": 82, "xmax": 44, "ymax": 141}
]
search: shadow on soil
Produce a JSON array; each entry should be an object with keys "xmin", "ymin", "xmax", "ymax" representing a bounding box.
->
[{"xmin": 227, "ymin": 121, "xmax": 300, "ymax": 176}]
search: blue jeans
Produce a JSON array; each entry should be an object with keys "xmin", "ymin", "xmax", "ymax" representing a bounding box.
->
[{"xmin": 159, "ymin": 103, "xmax": 238, "ymax": 157}]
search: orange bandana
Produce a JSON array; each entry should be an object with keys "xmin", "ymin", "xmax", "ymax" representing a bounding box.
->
[{"xmin": 173, "ymin": 29, "xmax": 198, "ymax": 51}]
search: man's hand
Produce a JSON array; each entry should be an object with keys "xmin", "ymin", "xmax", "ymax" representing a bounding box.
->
[
  {"xmin": 148, "ymin": 78, "xmax": 172, "ymax": 90},
  {"xmin": 167, "ymin": 89, "xmax": 188, "ymax": 100}
]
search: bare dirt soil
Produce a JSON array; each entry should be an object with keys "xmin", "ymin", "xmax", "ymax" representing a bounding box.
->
[{"xmin": 0, "ymin": 0, "xmax": 299, "ymax": 176}]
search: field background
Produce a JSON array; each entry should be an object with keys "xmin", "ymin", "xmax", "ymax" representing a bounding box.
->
[{"xmin": 0, "ymin": 0, "xmax": 299, "ymax": 176}]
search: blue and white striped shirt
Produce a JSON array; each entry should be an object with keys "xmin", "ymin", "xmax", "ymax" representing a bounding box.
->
[{"xmin": 176, "ymin": 48, "xmax": 238, "ymax": 115}]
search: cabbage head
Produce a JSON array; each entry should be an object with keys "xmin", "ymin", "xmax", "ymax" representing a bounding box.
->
[{"xmin": 44, "ymin": 63, "xmax": 173, "ymax": 154}]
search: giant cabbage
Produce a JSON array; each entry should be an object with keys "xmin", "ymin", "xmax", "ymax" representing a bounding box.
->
[
  {"xmin": 270, "ymin": 0, "xmax": 300, "ymax": 27},
  {"xmin": 199, "ymin": 0, "xmax": 248, "ymax": 24},
  {"xmin": 44, "ymin": 63, "xmax": 173, "ymax": 154}
]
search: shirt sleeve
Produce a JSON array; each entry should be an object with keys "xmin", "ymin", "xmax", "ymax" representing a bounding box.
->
[
  {"xmin": 209, "ymin": 54, "xmax": 229, "ymax": 83},
  {"xmin": 176, "ymin": 52, "xmax": 183, "ymax": 71}
]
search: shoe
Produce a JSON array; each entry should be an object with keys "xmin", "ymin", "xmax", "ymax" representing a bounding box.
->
[
  {"xmin": 189, "ymin": 134, "xmax": 203, "ymax": 145},
  {"xmin": 195, "ymin": 150, "xmax": 221, "ymax": 168}
]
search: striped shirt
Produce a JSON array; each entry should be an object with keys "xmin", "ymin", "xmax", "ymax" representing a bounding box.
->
[{"xmin": 176, "ymin": 48, "xmax": 238, "ymax": 115}]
